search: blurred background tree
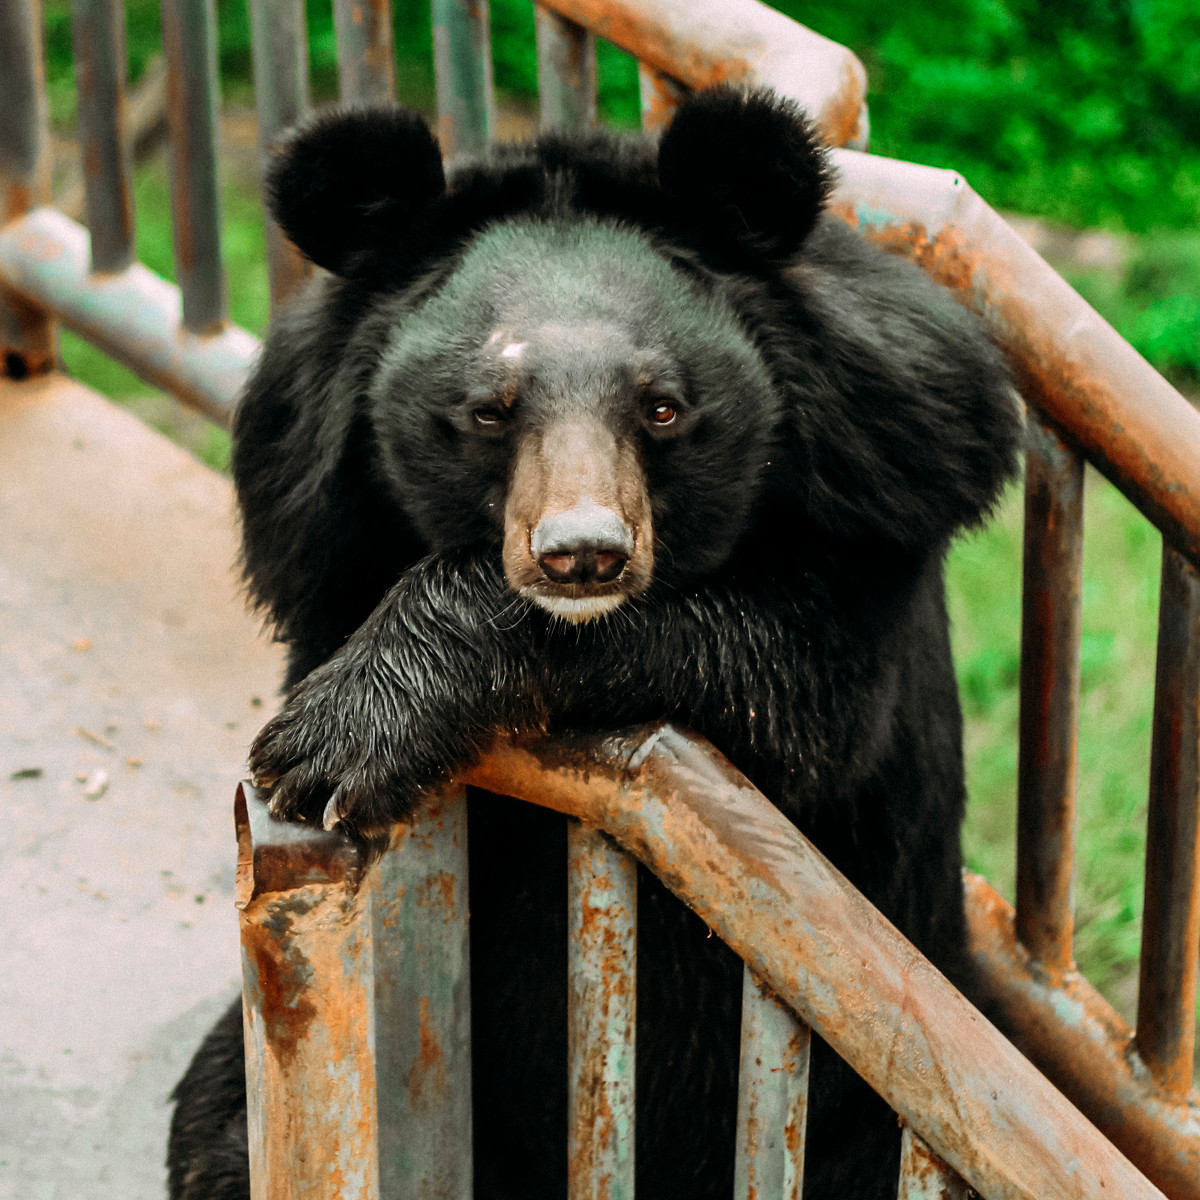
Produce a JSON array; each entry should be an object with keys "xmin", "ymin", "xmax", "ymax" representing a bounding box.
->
[{"xmin": 35, "ymin": 0, "xmax": 1200, "ymax": 1034}]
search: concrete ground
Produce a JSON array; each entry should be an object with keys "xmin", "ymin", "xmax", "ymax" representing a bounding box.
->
[{"xmin": 0, "ymin": 374, "xmax": 283, "ymax": 1199}]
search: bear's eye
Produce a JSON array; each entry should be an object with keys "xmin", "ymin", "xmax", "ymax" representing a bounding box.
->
[
  {"xmin": 647, "ymin": 402, "xmax": 678, "ymax": 427},
  {"xmin": 472, "ymin": 405, "xmax": 511, "ymax": 429}
]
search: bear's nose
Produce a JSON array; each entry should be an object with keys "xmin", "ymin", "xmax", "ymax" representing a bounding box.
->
[{"xmin": 531, "ymin": 503, "xmax": 633, "ymax": 586}]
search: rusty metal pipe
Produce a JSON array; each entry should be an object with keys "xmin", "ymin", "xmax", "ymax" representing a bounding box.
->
[
  {"xmin": 236, "ymin": 783, "xmax": 381, "ymax": 1200},
  {"xmin": 464, "ymin": 726, "xmax": 1166, "ymax": 1200},
  {"xmin": 431, "ymin": 0, "xmax": 494, "ymax": 158},
  {"xmin": 0, "ymin": 0, "xmax": 55, "ymax": 375},
  {"xmin": 70, "ymin": 0, "xmax": 136, "ymax": 274},
  {"xmin": 372, "ymin": 788, "xmax": 474, "ymax": 1198},
  {"xmin": 966, "ymin": 870, "xmax": 1200, "ymax": 1200},
  {"xmin": 1136, "ymin": 549, "xmax": 1200, "ymax": 1097},
  {"xmin": 828, "ymin": 148, "xmax": 1200, "ymax": 569},
  {"xmin": 637, "ymin": 61, "xmax": 687, "ymax": 134},
  {"xmin": 566, "ymin": 821, "xmax": 637, "ymax": 1199},
  {"xmin": 0, "ymin": 208, "xmax": 256, "ymax": 422},
  {"xmin": 537, "ymin": 0, "xmax": 868, "ymax": 149},
  {"xmin": 248, "ymin": 0, "xmax": 312, "ymax": 311},
  {"xmin": 161, "ymin": 0, "xmax": 226, "ymax": 334},
  {"xmin": 334, "ymin": 0, "xmax": 397, "ymax": 105},
  {"xmin": 899, "ymin": 1126, "xmax": 970, "ymax": 1200},
  {"xmin": 1015, "ymin": 418, "xmax": 1084, "ymax": 976},
  {"xmin": 733, "ymin": 968, "xmax": 809, "ymax": 1200},
  {"xmin": 535, "ymin": 5, "xmax": 596, "ymax": 133}
]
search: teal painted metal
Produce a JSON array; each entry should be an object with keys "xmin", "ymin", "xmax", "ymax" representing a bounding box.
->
[
  {"xmin": 0, "ymin": 0, "xmax": 55, "ymax": 375},
  {"xmin": 373, "ymin": 787, "xmax": 474, "ymax": 1199},
  {"xmin": 567, "ymin": 821, "xmax": 636, "ymax": 1200},
  {"xmin": 248, "ymin": 0, "xmax": 311, "ymax": 310},
  {"xmin": 733, "ymin": 968, "xmax": 809, "ymax": 1200},
  {"xmin": 431, "ymin": 0, "xmax": 494, "ymax": 157},
  {"xmin": 334, "ymin": 0, "xmax": 396, "ymax": 104},
  {"xmin": 898, "ymin": 1126, "xmax": 970, "ymax": 1200},
  {"xmin": 70, "ymin": 0, "xmax": 136, "ymax": 273},
  {"xmin": 0, "ymin": 208, "xmax": 257, "ymax": 422},
  {"xmin": 535, "ymin": 5, "xmax": 596, "ymax": 133},
  {"xmin": 236, "ymin": 782, "xmax": 381, "ymax": 1200},
  {"xmin": 1136, "ymin": 547, "xmax": 1200, "ymax": 1096},
  {"xmin": 161, "ymin": 0, "xmax": 226, "ymax": 333}
]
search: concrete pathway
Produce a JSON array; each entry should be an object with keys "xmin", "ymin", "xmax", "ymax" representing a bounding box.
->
[{"xmin": 0, "ymin": 374, "xmax": 283, "ymax": 1199}]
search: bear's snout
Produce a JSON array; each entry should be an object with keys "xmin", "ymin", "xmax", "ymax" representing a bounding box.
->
[
  {"xmin": 531, "ymin": 502, "xmax": 633, "ymax": 585},
  {"xmin": 502, "ymin": 415, "xmax": 653, "ymax": 622}
]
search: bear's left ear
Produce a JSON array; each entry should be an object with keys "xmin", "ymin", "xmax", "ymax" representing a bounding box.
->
[
  {"xmin": 267, "ymin": 106, "xmax": 446, "ymax": 275},
  {"xmin": 657, "ymin": 87, "xmax": 832, "ymax": 259}
]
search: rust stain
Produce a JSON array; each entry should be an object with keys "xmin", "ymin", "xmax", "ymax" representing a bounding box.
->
[
  {"xmin": 245, "ymin": 924, "xmax": 317, "ymax": 1069},
  {"xmin": 408, "ymin": 994, "xmax": 446, "ymax": 1108}
]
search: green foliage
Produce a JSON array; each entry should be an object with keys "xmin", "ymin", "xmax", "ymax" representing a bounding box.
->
[{"xmin": 1067, "ymin": 232, "xmax": 1200, "ymax": 386}]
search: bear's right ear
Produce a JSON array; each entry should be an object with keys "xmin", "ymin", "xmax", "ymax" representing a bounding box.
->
[
  {"xmin": 657, "ymin": 87, "xmax": 832, "ymax": 259},
  {"xmin": 267, "ymin": 106, "xmax": 446, "ymax": 275}
]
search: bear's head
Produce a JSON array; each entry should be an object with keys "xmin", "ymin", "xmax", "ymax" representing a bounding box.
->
[{"xmin": 262, "ymin": 89, "xmax": 832, "ymax": 623}]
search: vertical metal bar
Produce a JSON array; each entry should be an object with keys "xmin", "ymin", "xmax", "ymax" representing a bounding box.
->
[
  {"xmin": 373, "ymin": 788, "xmax": 473, "ymax": 1199},
  {"xmin": 897, "ymin": 1125, "xmax": 970, "ymax": 1200},
  {"xmin": 1136, "ymin": 545, "xmax": 1200, "ymax": 1096},
  {"xmin": 236, "ymin": 783, "xmax": 380, "ymax": 1200},
  {"xmin": 0, "ymin": 0, "xmax": 56, "ymax": 376},
  {"xmin": 734, "ymin": 967, "xmax": 810, "ymax": 1200},
  {"xmin": 70, "ymin": 0, "xmax": 135, "ymax": 274},
  {"xmin": 431, "ymin": 0, "xmax": 493, "ymax": 158},
  {"xmin": 334, "ymin": 0, "xmax": 396, "ymax": 104},
  {"xmin": 1015, "ymin": 418, "xmax": 1084, "ymax": 976},
  {"xmin": 567, "ymin": 821, "xmax": 636, "ymax": 1200},
  {"xmin": 248, "ymin": 0, "xmax": 311, "ymax": 310},
  {"xmin": 535, "ymin": 5, "xmax": 595, "ymax": 133},
  {"xmin": 637, "ymin": 61, "xmax": 686, "ymax": 134},
  {"xmin": 161, "ymin": 0, "xmax": 226, "ymax": 333}
]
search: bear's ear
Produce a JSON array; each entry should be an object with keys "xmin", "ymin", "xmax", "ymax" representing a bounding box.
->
[
  {"xmin": 267, "ymin": 106, "xmax": 446, "ymax": 275},
  {"xmin": 657, "ymin": 87, "xmax": 832, "ymax": 259}
]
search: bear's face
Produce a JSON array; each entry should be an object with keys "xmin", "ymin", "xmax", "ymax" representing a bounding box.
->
[{"xmin": 367, "ymin": 219, "xmax": 781, "ymax": 621}]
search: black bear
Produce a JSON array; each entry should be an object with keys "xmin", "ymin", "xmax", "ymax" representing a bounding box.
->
[{"xmin": 168, "ymin": 88, "xmax": 1020, "ymax": 1200}]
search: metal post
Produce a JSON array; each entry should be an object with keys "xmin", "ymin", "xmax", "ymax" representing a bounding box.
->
[
  {"xmin": 161, "ymin": 0, "xmax": 226, "ymax": 333},
  {"xmin": 637, "ymin": 61, "xmax": 686, "ymax": 134},
  {"xmin": 1136, "ymin": 546, "xmax": 1200, "ymax": 1096},
  {"xmin": 236, "ymin": 783, "xmax": 381, "ymax": 1200},
  {"xmin": 897, "ymin": 1125, "xmax": 970, "ymax": 1200},
  {"xmin": 567, "ymin": 821, "xmax": 636, "ymax": 1200},
  {"xmin": 70, "ymin": 0, "xmax": 135, "ymax": 274},
  {"xmin": 0, "ymin": 0, "xmax": 56, "ymax": 376},
  {"xmin": 1015, "ymin": 417, "xmax": 1084, "ymax": 976},
  {"xmin": 733, "ymin": 967, "xmax": 809, "ymax": 1200},
  {"xmin": 431, "ymin": 0, "xmax": 494, "ymax": 158},
  {"xmin": 248, "ymin": 0, "xmax": 311, "ymax": 310},
  {"xmin": 535, "ymin": 6, "xmax": 595, "ymax": 133},
  {"xmin": 372, "ymin": 788, "xmax": 474, "ymax": 1199},
  {"xmin": 334, "ymin": 0, "xmax": 396, "ymax": 104}
]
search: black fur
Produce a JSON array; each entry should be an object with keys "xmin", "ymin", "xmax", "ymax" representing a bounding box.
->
[{"xmin": 169, "ymin": 88, "xmax": 1021, "ymax": 1200}]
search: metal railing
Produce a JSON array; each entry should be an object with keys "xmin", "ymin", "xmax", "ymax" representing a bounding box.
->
[{"xmin": 3, "ymin": 1, "xmax": 1199, "ymax": 1197}]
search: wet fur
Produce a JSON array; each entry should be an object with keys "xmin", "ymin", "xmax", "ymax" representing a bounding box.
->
[{"xmin": 168, "ymin": 89, "xmax": 1020, "ymax": 1200}]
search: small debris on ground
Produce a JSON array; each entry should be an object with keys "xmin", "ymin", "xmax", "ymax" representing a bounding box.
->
[
  {"xmin": 76, "ymin": 726, "xmax": 116, "ymax": 750},
  {"xmin": 10, "ymin": 767, "xmax": 43, "ymax": 780},
  {"xmin": 126, "ymin": 756, "xmax": 143, "ymax": 768},
  {"xmin": 82, "ymin": 768, "xmax": 109, "ymax": 798},
  {"xmin": 71, "ymin": 637, "xmax": 92, "ymax": 652}
]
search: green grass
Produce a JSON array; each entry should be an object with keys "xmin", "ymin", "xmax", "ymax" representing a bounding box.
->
[{"xmin": 950, "ymin": 469, "xmax": 1163, "ymax": 1015}]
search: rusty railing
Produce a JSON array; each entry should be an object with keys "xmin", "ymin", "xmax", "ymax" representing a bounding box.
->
[{"xmin": 3, "ymin": 1, "xmax": 1200, "ymax": 1198}]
